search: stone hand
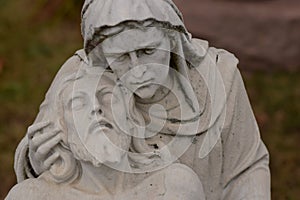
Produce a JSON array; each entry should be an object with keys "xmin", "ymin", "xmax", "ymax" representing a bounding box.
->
[{"xmin": 27, "ymin": 121, "xmax": 62, "ymax": 175}]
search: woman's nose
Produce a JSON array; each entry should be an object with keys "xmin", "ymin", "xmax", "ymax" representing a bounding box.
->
[
  {"xmin": 129, "ymin": 52, "xmax": 146, "ymax": 78},
  {"xmin": 132, "ymin": 65, "xmax": 147, "ymax": 78},
  {"xmin": 129, "ymin": 51, "xmax": 139, "ymax": 66}
]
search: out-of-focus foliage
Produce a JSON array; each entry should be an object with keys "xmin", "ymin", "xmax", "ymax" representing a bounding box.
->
[
  {"xmin": 0, "ymin": 1, "xmax": 82, "ymax": 198},
  {"xmin": 0, "ymin": 1, "xmax": 299, "ymax": 200},
  {"xmin": 244, "ymin": 72, "xmax": 300, "ymax": 200}
]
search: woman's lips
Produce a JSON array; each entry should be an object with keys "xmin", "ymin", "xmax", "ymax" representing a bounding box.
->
[{"xmin": 131, "ymin": 78, "xmax": 154, "ymax": 85}]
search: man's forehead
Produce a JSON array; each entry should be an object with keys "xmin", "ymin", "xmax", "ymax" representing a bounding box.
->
[{"xmin": 65, "ymin": 74, "xmax": 113, "ymax": 96}]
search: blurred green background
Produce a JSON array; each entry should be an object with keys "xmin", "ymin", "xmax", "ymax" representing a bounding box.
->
[{"xmin": 0, "ymin": 1, "xmax": 299, "ymax": 199}]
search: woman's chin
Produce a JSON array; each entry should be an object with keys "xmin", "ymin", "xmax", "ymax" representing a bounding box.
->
[{"xmin": 101, "ymin": 150, "xmax": 124, "ymax": 166}]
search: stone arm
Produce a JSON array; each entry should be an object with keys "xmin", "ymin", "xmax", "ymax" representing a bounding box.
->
[{"xmin": 218, "ymin": 56, "xmax": 271, "ymax": 199}]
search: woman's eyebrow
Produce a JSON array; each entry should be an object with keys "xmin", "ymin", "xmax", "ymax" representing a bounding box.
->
[
  {"xmin": 137, "ymin": 41, "xmax": 161, "ymax": 49},
  {"xmin": 103, "ymin": 52, "xmax": 125, "ymax": 57},
  {"xmin": 103, "ymin": 41, "xmax": 162, "ymax": 56}
]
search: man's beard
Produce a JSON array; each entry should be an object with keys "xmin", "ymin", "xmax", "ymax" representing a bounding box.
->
[{"xmin": 67, "ymin": 127, "xmax": 131, "ymax": 168}]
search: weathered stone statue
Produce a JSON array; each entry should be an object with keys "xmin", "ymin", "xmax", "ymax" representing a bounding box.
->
[
  {"xmin": 7, "ymin": 68, "xmax": 204, "ymax": 199},
  {"xmin": 6, "ymin": 0, "xmax": 270, "ymax": 199}
]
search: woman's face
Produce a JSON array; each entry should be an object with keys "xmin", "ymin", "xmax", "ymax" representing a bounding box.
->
[
  {"xmin": 62, "ymin": 74, "xmax": 130, "ymax": 165},
  {"xmin": 100, "ymin": 27, "xmax": 171, "ymax": 99}
]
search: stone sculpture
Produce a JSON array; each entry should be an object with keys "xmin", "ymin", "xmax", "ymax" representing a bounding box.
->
[
  {"xmin": 6, "ymin": 0, "xmax": 270, "ymax": 199},
  {"xmin": 7, "ymin": 68, "xmax": 204, "ymax": 199}
]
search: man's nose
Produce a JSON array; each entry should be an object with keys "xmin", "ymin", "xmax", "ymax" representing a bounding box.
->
[
  {"xmin": 90, "ymin": 101, "xmax": 103, "ymax": 116},
  {"xmin": 129, "ymin": 52, "xmax": 146, "ymax": 78}
]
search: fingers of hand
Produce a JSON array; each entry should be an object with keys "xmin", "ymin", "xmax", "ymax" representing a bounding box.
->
[
  {"xmin": 35, "ymin": 134, "xmax": 62, "ymax": 161},
  {"xmin": 28, "ymin": 121, "xmax": 51, "ymax": 139},
  {"xmin": 43, "ymin": 152, "xmax": 60, "ymax": 170},
  {"xmin": 30, "ymin": 129, "xmax": 60, "ymax": 151}
]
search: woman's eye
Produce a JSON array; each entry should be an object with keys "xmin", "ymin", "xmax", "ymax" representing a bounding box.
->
[
  {"xmin": 115, "ymin": 54, "xmax": 128, "ymax": 62},
  {"xmin": 143, "ymin": 48, "xmax": 156, "ymax": 55}
]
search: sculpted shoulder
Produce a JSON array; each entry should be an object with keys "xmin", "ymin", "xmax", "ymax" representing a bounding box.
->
[
  {"xmin": 190, "ymin": 38, "xmax": 240, "ymax": 95},
  {"xmin": 55, "ymin": 49, "xmax": 87, "ymax": 77}
]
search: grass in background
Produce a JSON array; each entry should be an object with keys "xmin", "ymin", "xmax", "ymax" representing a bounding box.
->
[
  {"xmin": 244, "ymin": 72, "xmax": 300, "ymax": 200},
  {"xmin": 0, "ymin": 1, "xmax": 299, "ymax": 199},
  {"xmin": 0, "ymin": 1, "xmax": 82, "ymax": 198}
]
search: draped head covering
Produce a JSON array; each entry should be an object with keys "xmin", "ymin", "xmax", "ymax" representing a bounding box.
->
[
  {"xmin": 80, "ymin": 0, "xmax": 207, "ymax": 66},
  {"xmin": 81, "ymin": 0, "xmax": 189, "ymax": 47}
]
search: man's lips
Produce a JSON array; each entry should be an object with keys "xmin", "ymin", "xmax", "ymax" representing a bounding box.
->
[{"xmin": 89, "ymin": 119, "xmax": 113, "ymax": 133}]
